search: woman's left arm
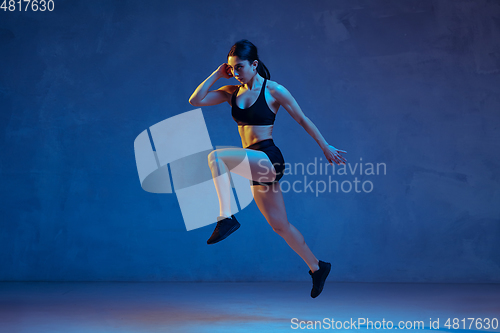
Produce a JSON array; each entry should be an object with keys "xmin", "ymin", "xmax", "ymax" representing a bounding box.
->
[{"xmin": 273, "ymin": 84, "xmax": 347, "ymax": 165}]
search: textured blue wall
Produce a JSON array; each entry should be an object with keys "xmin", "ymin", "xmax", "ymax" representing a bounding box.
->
[{"xmin": 1, "ymin": 0, "xmax": 499, "ymax": 282}]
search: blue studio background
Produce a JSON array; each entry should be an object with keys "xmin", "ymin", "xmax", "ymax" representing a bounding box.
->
[{"xmin": 1, "ymin": 0, "xmax": 499, "ymax": 282}]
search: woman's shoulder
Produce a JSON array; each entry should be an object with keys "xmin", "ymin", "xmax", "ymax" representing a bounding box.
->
[
  {"xmin": 266, "ymin": 79, "xmax": 279, "ymax": 89},
  {"xmin": 218, "ymin": 84, "xmax": 241, "ymax": 95},
  {"xmin": 265, "ymin": 79, "xmax": 286, "ymax": 95},
  {"xmin": 265, "ymin": 79, "xmax": 295, "ymax": 105}
]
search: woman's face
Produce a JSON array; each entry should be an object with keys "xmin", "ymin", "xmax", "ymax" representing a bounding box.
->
[{"xmin": 227, "ymin": 56, "xmax": 257, "ymax": 84}]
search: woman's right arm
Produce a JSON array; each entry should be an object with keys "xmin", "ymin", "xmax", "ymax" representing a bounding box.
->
[{"xmin": 189, "ymin": 64, "xmax": 233, "ymax": 106}]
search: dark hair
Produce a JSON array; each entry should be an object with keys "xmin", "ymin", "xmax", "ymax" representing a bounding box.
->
[{"xmin": 227, "ymin": 39, "xmax": 270, "ymax": 79}]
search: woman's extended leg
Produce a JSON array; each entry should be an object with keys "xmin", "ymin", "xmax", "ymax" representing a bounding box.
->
[
  {"xmin": 207, "ymin": 148, "xmax": 276, "ymax": 218},
  {"xmin": 251, "ymin": 182, "xmax": 320, "ymax": 273}
]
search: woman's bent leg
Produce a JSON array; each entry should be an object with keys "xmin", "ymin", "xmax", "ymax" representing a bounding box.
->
[
  {"xmin": 251, "ymin": 182, "xmax": 320, "ymax": 273},
  {"xmin": 207, "ymin": 148, "xmax": 277, "ymax": 218}
]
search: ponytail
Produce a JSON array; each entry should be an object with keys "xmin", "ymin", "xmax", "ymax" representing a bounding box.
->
[{"xmin": 256, "ymin": 60, "xmax": 270, "ymax": 80}]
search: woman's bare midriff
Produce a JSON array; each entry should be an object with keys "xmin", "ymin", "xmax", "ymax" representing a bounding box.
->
[{"xmin": 239, "ymin": 125, "xmax": 273, "ymax": 148}]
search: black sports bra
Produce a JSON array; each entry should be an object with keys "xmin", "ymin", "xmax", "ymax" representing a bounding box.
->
[{"xmin": 231, "ymin": 78, "xmax": 276, "ymax": 126}]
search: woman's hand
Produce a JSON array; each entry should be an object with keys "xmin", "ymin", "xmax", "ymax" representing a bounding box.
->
[
  {"xmin": 215, "ymin": 63, "xmax": 233, "ymax": 79},
  {"xmin": 323, "ymin": 145, "xmax": 347, "ymax": 165}
]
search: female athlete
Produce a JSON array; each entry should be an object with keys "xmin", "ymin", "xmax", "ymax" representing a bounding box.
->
[{"xmin": 189, "ymin": 39, "xmax": 347, "ymax": 298}]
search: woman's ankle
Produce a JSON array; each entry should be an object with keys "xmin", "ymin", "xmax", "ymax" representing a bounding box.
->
[{"xmin": 310, "ymin": 260, "xmax": 320, "ymax": 273}]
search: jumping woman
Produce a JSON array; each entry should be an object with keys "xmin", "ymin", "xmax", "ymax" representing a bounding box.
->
[{"xmin": 188, "ymin": 39, "xmax": 347, "ymax": 298}]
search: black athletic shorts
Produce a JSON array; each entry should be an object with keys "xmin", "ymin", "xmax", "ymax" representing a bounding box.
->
[{"xmin": 245, "ymin": 139, "xmax": 286, "ymax": 186}]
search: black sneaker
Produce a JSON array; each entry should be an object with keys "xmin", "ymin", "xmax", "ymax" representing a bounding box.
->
[
  {"xmin": 309, "ymin": 260, "xmax": 331, "ymax": 298},
  {"xmin": 206, "ymin": 215, "xmax": 240, "ymax": 244}
]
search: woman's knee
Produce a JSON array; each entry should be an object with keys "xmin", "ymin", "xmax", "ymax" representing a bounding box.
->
[
  {"xmin": 207, "ymin": 150, "xmax": 215, "ymax": 164},
  {"xmin": 207, "ymin": 150, "xmax": 222, "ymax": 168}
]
